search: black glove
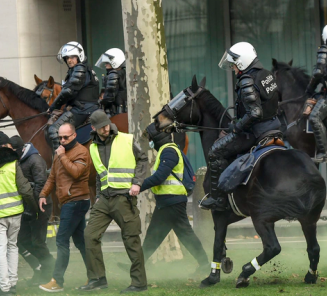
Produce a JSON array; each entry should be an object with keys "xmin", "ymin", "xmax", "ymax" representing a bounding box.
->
[{"xmin": 228, "ymin": 123, "xmax": 241, "ymax": 134}]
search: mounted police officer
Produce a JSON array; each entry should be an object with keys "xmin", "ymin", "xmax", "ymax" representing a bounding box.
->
[
  {"xmin": 304, "ymin": 25, "xmax": 327, "ymax": 162},
  {"xmin": 95, "ymin": 48, "xmax": 127, "ymax": 116},
  {"xmin": 48, "ymin": 41, "xmax": 99, "ymax": 150},
  {"xmin": 201, "ymin": 42, "xmax": 280, "ymax": 211}
]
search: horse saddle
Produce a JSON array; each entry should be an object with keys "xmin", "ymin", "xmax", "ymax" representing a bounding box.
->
[{"xmin": 218, "ymin": 131, "xmax": 287, "ymax": 193}]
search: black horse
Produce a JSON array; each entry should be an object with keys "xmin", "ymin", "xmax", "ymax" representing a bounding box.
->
[
  {"xmin": 272, "ymin": 58, "xmax": 315, "ymax": 157},
  {"xmin": 154, "ymin": 76, "xmax": 326, "ymax": 288}
]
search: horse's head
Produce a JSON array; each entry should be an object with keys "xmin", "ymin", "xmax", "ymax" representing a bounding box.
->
[
  {"xmin": 271, "ymin": 58, "xmax": 309, "ymax": 97},
  {"xmin": 154, "ymin": 75, "xmax": 205, "ymax": 132},
  {"xmin": 34, "ymin": 75, "xmax": 62, "ymax": 105}
]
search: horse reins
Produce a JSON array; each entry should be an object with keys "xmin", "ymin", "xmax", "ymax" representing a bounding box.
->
[
  {"xmin": 0, "ymin": 111, "xmax": 49, "ymax": 128},
  {"xmin": 0, "ymin": 93, "xmax": 49, "ymax": 128},
  {"xmin": 278, "ymin": 92, "xmax": 308, "ymax": 130}
]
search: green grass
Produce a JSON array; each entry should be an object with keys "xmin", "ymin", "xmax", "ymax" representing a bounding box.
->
[{"xmin": 17, "ymin": 238, "xmax": 327, "ymax": 296}]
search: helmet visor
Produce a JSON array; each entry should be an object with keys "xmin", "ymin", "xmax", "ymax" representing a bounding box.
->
[
  {"xmin": 218, "ymin": 51, "xmax": 234, "ymax": 70},
  {"xmin": 95, "ymin": 53, "xmax": 114, "ymax": 69},
  {"xmin": 168, "ymin": 90, "xmax": 189, "ymax": 113},
  {"xmin": 57, "ymin": 45, "xmax": 65, "ymax": 64}
]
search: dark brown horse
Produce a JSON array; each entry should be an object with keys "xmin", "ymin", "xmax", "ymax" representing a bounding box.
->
[{"xmin": 155, "ymin": 76, "xmax": 326, "ymax": 289}]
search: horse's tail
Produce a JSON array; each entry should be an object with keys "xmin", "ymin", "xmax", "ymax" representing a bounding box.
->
[{"xmin": 250, "ymin": 173, "xmax": 326, "ymax": 221}]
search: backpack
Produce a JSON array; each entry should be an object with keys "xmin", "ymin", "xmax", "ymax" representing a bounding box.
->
[{"xmin": 171, "ymin": 149, "xmax": 196, "ymax": 196}]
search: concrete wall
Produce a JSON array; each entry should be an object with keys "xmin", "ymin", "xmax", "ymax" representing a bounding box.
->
[
  {"xmin": 0, "ymin": 0, "xmax": 78, "ymax": 137},
  {"xmin": 16, "ymin": 0, "xmax": 78, "ymax": 89}
]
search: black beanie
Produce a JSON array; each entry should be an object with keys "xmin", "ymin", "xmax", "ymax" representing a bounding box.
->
[
  {"xmin": 146, "ymin": 122, "xmax": 172, "ymax": 151},
  {"xmin": 0, "ymin": 131, "xmax": 10, "ymax": 146},
  {"xmin": 10, "ymin": 135, "xmax": 24, "ymax": 150}
]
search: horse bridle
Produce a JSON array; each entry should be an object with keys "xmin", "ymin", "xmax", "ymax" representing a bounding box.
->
[
  {"xmin": 35, "ymin": 84, "xmax": 55, "ymax": 104},
  {"xmin": 154, "ymin": 86, "xmax": 229, "ymax": 133}
]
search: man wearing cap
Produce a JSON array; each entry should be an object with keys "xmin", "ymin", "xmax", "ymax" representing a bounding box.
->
[
  {"xmin": 0, "ymin": 132, "xmax": 37, "ymax": 296},
  {"xmin": 38, "ymin": 123, "xmax": 91, "ymax": 293},
  {"xmin": 10, "ymin": 136, "xmax": 54, "ymax": 286},
  {"xmin": 79, "ymin": 110, "xmax": 148, "ymax": 293}
]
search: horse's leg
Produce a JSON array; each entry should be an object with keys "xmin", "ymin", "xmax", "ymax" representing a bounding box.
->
[
  {"xmin": 200, "ymin": 211, "xmax": 243, "ymax": 288},
  {"xmin": 236, "ymin": 220, "xmax": 281, "ymax": 288},
  {"xmin": 298, "ymin": 210, "xmax": 322, "ymax": 284}
]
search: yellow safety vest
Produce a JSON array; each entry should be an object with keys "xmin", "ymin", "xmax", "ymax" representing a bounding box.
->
[
  {"xmin": 90, "ymin": 132, "xmax": 136, "ymax": 190},
  {"xmin": 151, "ymin": 143, "xmax": 187, "ymax": 196},
  {"xmin": 0, "ymin": 161, "xmax": 24, "ymax": 218}
]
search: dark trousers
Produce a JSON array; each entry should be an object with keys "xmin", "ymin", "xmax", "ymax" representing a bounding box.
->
[
  {"xmin": 84, "ymin": 195, "xmax": 146, "ymax": 287},
  {"xmin": 17, "ymin": 204, "xmax": 54, "ymax": 271},
  {"xmin": 53, "ymin": 200, "xmax": 90, "ymax": 287},
  {"xmin": 142, "ymin": 202, "xmax": 209, "ymax": 265}
]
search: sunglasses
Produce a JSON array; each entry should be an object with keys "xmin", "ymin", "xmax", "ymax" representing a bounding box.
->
[{"xmin": 59, "ymin": 133, "xmax": 75, "ymax": 141}]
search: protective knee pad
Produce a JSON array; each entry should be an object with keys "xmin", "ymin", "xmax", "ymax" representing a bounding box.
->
[{"xmin": 48, "ymin": 125, "xmax": 59, "ymax": 140}]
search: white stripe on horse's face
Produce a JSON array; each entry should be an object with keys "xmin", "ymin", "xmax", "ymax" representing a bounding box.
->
[{"xmin": 157, "ymin": 113, "xmax": 173, "ymax": 130}]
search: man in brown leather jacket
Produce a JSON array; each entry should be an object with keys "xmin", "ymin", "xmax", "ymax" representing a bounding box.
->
[{"xmin": 38, "ymin": 123, "xmax": 91, "ymax": 293}]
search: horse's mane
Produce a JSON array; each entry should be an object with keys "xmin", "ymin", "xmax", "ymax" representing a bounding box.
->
[
  {"xmin": 289, "ymin": 66, "xmax": 310, "ymax": 87},
  {"xmin": 0, "ymin": 78, "xmax": 49, "ymax": 112},
  {"xmin": 274, "ymin": 61, "xmax": 310, "ymax": 87},
  {"xmin": 201, "ymin": 89, "xmax": 227, "ymax": 119}
]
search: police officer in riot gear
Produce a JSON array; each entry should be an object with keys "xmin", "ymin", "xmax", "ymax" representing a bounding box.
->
[
  {"xmin": 95, "ymin": 48, "xmax": 127, "ymax": 116},
  {"xmin": 201, "ymin": 42, "xmax": 280, "ymax": 211},
  {"xmin": 48, "ymin": 41, "xmax": 99, "ymax": 150},
  {"xmin": 305, "ymin": 25, "xmax": 327, "ymax": 162}
]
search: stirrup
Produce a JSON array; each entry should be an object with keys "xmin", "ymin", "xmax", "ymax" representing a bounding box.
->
[
  {"xmin": 312, "ymin": 153, "xmax": 327, "ymax": 163},
  {"xmin": 198, "ymin": 194, "xmax": 229, "ymax": 211},
  {"xmin": 198, "ymin": 194, "xmax": 210, "ymax": 210}
]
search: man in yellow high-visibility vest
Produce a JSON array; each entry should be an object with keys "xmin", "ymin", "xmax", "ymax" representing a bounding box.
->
[
  {"xmin": 79, "ymin": 110, "xmax": 148, "ymax": 293},
  {"xmin": 118, "ymin": 123, "xmax": 209, "ymax": 275},
  {"xmin": 0, "ymin": 132, "xmax": 38, "ymax": 295}
]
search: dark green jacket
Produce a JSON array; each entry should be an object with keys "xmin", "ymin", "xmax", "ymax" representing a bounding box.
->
[{"xmin": 92, "ymin": 123, "xmax": 148, "ymax": 198}]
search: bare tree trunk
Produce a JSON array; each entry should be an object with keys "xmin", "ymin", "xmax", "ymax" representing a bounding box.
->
[{"xmin": 121, "ymin": 0, "xmax": 183, "ymax": 262}]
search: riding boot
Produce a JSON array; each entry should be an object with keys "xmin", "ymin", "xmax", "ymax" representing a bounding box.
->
[
  {"xmin": 110, "ymin": 105, "xmax": 117, "ymax": 116},
  {"xmin": 309, "ymin": 99, "xmax": 327, "ymax": 161},
  {"xmin": 200, "ymin": 158, "xmax": 229, "ymax": 211}
]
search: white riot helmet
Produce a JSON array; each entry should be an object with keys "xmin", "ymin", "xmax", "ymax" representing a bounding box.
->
[
  {"xmin": 57, "ymin": 41, "xmax": 86, "ymax": 64},
  {"xmin": 322, "ymin": 25, "xmax": 327, "ymax": 44},
  {"xmin": 95, "ymin": 48, "xmax": 125, "ymax": 69},
  {"xmin": 219, "ymin": 42, "xmax": 257, "ymax": 71}
]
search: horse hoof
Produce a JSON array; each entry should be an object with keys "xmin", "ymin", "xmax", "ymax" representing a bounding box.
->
[
  {"xmin": 236, "ymin": 277, "xmax": 250, "ymax": 288},
  {"xmin": 304, "ymin": 271, "xmax": 318, "ymax": 284},
  {"xmin": 199, "ymin": 272, "xmax": 220, "ymax": 288},
  {"xmin": 221, "ymin": 257, "xmax": 233, "ymax": 274}
]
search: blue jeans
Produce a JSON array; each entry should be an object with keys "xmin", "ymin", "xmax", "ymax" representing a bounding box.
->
[{"xmin": 53, "ymin": 200, "xmax": 90, "ymax": 287}]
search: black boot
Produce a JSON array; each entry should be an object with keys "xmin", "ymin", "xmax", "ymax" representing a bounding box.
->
[
  {"xmin": 77, "ymin": 277, "xmax": 108, "ymax": 291},
  {"xmin": 199, "ymin": 194, "xmax": 228, "ymax": 211},
  {"xmin": 310, "ymin": 99, "xmax": 327, "ymax": 162},
  {"xmin": 199, "ymin": 154, "xmax": 229, "ymax": 211},
  {"xmin": 120, "ymin": 285, "xmax": 147, "ymax": 293}
]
